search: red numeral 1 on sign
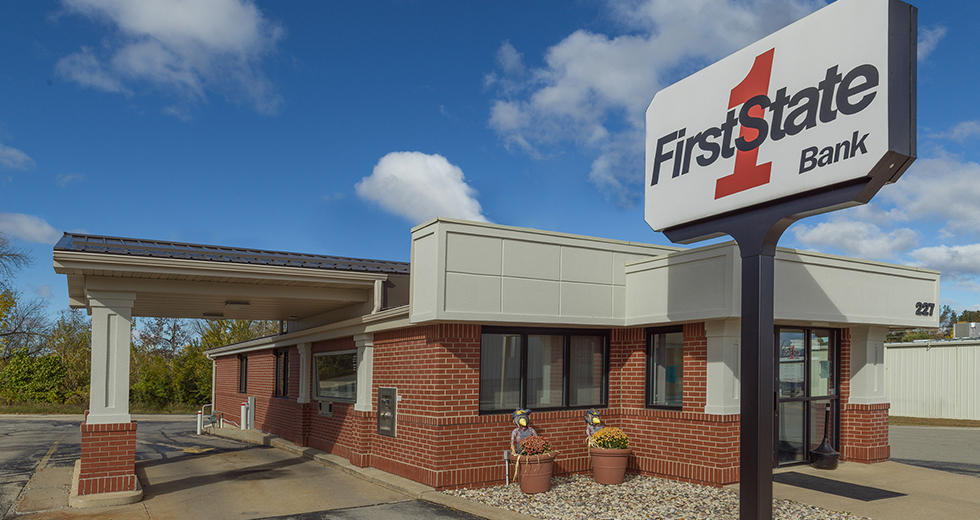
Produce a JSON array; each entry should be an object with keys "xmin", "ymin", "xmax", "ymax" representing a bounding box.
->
[{"xmin": 715, "ymin": 48, "xmax": 774, "ymax": 199}]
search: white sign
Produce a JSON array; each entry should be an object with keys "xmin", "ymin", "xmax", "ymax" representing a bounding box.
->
[{"xmin": 645, "ymin": 0, "xmax": 915, "ymax": 232}]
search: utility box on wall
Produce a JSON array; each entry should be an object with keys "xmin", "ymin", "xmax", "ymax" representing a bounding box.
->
[{"xmin": 378, "ymin": 387, "xmax": 397, "ymax": 437}]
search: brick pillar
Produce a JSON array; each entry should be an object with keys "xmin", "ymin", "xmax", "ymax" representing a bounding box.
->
[
  {"xmin": 840, "ymin": 327, "xmax": 890, "ymax": 463},
  {"xmin": 78, "ymin": 419, "xmax": 138, "ymax": 495},
  {"xmin": 841, "ymin": 402, "xmax": 890, "ymax": 463}
]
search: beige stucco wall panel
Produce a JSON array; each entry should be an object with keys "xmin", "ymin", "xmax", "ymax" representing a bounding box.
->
[
  {"xmin": 410, "ymin": 218, "xmax": 675, "ymax": 326},
  {"xmin": 560, "ymin": 282, "xmax": 613, "ymax": 318},
  {"xmin": 625, "ymin": 245, "xmax": 736, "ymax": 326},
  {"xmin": 772, "ymin": 250, "xmax": 940, "ymax": 328},
  {"xmin": 561, "ymin": 248, "xmax": 613, "ymax": 285},
  {"xmin": 502, "ymin": 240, "xmax": 561, "ymax": 280},
  {"xmin": 445, "ymin": 232, "xmax": 502, "ymax": 275},
  {"xmin": 444, "ymin": 273, "xmax": 501, "ymax": 314},
  {"xmin": 411, "ymin": 219, "xmax": 939, "ymax": 330},
  {"xmin": 502, "ymin": 277, "xmax": 560, "ymax": 315},
  {"xmin": 409, "ymin": 229, "xmax": 439, "ymax": 323}
]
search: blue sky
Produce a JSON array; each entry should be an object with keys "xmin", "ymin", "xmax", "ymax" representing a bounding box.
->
[{"xmin": 2, "ymin": 0, "xmax": 979, "ymax": 318}]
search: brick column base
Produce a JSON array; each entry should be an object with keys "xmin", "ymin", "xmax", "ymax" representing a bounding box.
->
[
  {"xmin": 78, "ymin": 420, "xmax": 138, "ymax": 495},
  {"xmin": 841, "ymin": 402, "xmax": 890, "ymax": 463}
]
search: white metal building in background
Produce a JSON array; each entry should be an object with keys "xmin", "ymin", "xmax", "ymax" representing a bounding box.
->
[{"xmin": 886, "ymin": 338, "xmax": 980, "ymax": 420}]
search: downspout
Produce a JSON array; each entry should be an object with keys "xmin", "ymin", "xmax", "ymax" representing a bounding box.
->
[
  {"xmin": 372, "ymin": 279, "xmax": 384, "ymax": 314},
  {"xmin": 207, "ymin": 353, "xmax": 216, "ymax": 412}
]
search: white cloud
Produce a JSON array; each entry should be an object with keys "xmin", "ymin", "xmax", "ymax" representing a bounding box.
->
[
  {"xmin": 954, "ymin": 280, "xmax": 980, "ymax": 293},
  {"xmin": 792, "ymin": 218, "xmax": 918, "ymax": 260},
  {"xmin": 874, "ymin": 153, "xmax": 980, "ymax": 238},
  {"xmin": 909, "ymin": 244, "xmax": 980, "ymax": 278},
  {"xmin": 487, "ymin": 0, "xmax": 827, "ymax": 206},
  {"xmin": 55, "ymin": 47, "xmax": 131, "ymax": 94},
  {"xmin": 0, "ymin": 139, "xmax": 35, "ymax": 170},
  {"xmin": 57, "ymin": 0, "xmax": 283, "ymax": 115},
  {"xmin": 27, "ymin": 284, "xmax": 54, "ymax": 299},
  {"xmin": 56, "ymin": 173, "xmax": 84, "ymax": 188},
  {"xmin": 917, "ymin": 25, "xmax": 947, "ymax": 61},
  {"xmin": 0, "ymin": 213, "xmax": 62, "ymax": 245},
  {"xmin": 495, "ymin": 41, "xmax": 525, "ymax": 77},
  {"xmin": 355, "ymin": 152, "xmax": 489, "ymax": 225},
  {"xmin": 928, "ymin": 120, "xmax": 980, "ymax": 142}
]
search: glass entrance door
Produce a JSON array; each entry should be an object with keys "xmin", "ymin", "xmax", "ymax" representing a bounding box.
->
[{"xmin": 775, "ymin": 328, "xmax": 839, "ymax": 465}]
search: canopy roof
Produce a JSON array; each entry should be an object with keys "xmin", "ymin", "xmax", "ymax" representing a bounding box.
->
[{"xmin": 53, "ymin": 233, "xmax": 408, "ymax": 321}]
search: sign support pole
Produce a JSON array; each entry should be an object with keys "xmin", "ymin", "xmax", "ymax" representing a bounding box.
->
[{"xmin": 735, "ymin": 239, "xmax": 777, "ymax": 520}]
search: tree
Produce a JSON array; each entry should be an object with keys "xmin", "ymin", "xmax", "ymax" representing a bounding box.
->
[
  {"xmin": 48, "ymin": 309, "xmax": 92, "ymax": 404},
  {"xmin": 0, "ymin": 232, "xmax": 49, "ymax": 363},
  {"xmin": 0, "ymin": 348, "xmax": 67, "ymax": 403},
  {"xmin": 957, "ymin": 310, "xmax": 980, "ymax": 323},
  {"xmin": 172, "ymin": 340, "xmax": 212, "ymax": 405},
  {"xmin": 136, "ymin": 317, "xmax": 190, "ymax": 360},
  {"xmin": 938, "ymin": 305, "xmax": 956, "ymax": 338},
  {"xmin": 0, "ymin": 287, "xmax": 49, "ymax": 361},
  {"xmin": 0, "ymin": 232, "xmax": 31, "ymax": 280},
  {"xmin": 130, "ymin": 340, "xmax": 173, "ymax": 407},
  {"xmin": 194, "ymin": 319, "xmax": 279, "ymax": 349}
]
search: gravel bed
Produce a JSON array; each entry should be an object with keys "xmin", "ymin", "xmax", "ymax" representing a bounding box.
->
[{"xmin": 443, "ymin": 473, "xmax": 872, "ymax": 520}]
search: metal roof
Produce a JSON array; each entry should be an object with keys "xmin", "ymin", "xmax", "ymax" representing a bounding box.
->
[{"xmin": 54, "ymin": 233, "xmax": 410, "ymax": 275}]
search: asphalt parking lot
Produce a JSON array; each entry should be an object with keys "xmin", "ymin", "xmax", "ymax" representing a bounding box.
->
[
  {"xmin": 2, "ymin": 415, "xmax": 978, "ymax": 520},
  {"xmin": 0, "ymin": 415, "xmax": 488, "ymax": 520}
]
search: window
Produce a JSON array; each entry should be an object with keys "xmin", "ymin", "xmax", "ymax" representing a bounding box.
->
[
  {"xmin": 238, "ymin": 354, "xmax": 248, "ymax": 393},
  {"xmin": 315, "ymin": 350, "xmax": 357, "ymax": 402},
  {"xmin": 479, "ymin": 328, "xmax": 608, "ymax": 413},
  {"xmin": 274, "ymin": 349, "xmax": 289, "ymax": 398},
  {"xmin": 647, "ymin": 327, "xmax": 684, "ymax": 408}
]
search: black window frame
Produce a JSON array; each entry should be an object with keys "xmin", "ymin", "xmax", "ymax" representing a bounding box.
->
[
  {"xmin": 646, "ymin": 325, "xmax": 684, "ymax": 410},
  {"xmin": 274, "ymin": 348, "xmax": 289, "ymax": 398},
  {"xmin": 478, "ymin": 326, "xmax": 610, "ymax": 415},
  {"xmin": 238, "ymin": 354, "xmax": 248, "ymax": 393}
]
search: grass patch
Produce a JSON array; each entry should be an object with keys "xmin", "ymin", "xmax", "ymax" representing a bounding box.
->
[
  {"xmin": 130, "ymin": 402, "xmax": 203, "ymax": 414},
  {"xmin": 0, "ymin": 401, "xmax": 86, "ymax": 414},
  {"xmin": 0, "ymin": 401, "xmax": 205, "ymax": 415},
  {"xmin": 889, "ymin": 415, "xmax": 980, "ymax": 428}
]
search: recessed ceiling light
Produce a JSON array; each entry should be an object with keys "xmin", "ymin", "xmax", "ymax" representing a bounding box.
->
[
  {"xmin": 203, "ymin": 312, "xmax": 224, "ymax": 319},
  {"xmin": 225, "ymin": 301, "xmax": 250, "ymax": 310}
]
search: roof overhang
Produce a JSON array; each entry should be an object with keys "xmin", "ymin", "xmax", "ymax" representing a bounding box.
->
[{"xmin": 53, "ymin": 235, "xmax": 404, "ymax": 321}]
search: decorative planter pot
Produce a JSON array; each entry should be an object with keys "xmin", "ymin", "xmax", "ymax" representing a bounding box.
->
[
  {"xmin": 590, "ymin": 447, "xmax": 632, "ymax": 485},
  {"xmin": 510, "ymin": 452, "xmax": 558, "ymax": 493}
]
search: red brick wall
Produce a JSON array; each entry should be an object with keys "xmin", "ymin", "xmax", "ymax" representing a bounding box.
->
[
  {"xmin": 78, "ymin": 420, "xmax": 138, "ymax": 495},
  {"xmin": 213, "ymin": 348, "xmax": 304, "ymax": 443},
  {"xmin": 210, "ymin": 322, "xmax": 885, "ymax": 490},
  {"xmin": 612, "ymin": 325, "xmax": 740, "ymax": 487},
  {"xmin": 214, "ymin": 355, "xmax": 245, "ymax": 427}
]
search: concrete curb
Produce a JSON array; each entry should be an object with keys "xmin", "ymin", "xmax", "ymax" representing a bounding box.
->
[
  {"xmin": 209, "ymin": 426, "xmax": 537, "ymax": 520},
  {"xmin": 68, "ymin": 459, "xmax": 143, "ymax": 509}
]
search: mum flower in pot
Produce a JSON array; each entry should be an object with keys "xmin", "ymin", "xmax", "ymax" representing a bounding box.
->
[
  {"xmin": 509, "ymin": 409, "xmax": 558, "ymax": 494},
  {"xmin": 585, "ymin": 409, "xmax": 631, "ymax": 485}
]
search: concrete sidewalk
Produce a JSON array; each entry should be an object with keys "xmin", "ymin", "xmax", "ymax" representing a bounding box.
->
[
  {"xmin": 10, "ymin": 424, "xmax": 979, "ymax": 520},
  {"xmin": 767, "ymin": 461, "xmax": 980, "ymax": 519},
  {"xmin": 9, "ymin": 426, "xmax": 530, "ymax": 520}
]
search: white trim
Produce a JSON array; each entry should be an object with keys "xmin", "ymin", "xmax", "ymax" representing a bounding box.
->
[{"xmin": 297, "ymin": 343, "xmax": 312, "ymax": 404}]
